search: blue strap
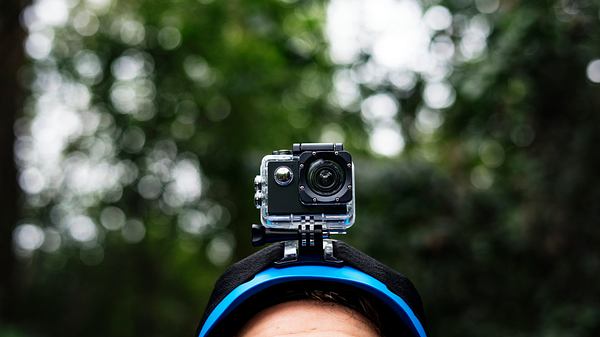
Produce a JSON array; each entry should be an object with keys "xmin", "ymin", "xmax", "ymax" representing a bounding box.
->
[{"xmin": 198, "ymin": 265, "xmax": 427, "ymax": 337}]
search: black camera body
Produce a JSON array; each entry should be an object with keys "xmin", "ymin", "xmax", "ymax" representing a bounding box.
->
[{"xmin": 254, "ymin": 143, "xmax": 355, "ymax": 232}]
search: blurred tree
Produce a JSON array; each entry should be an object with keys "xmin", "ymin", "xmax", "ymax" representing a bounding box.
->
[
  {"xmin": 3, "ymin": 0, "xmax": 600, "ymax": 336},
  {"xmin": 7, "ymin": 0, "xmax": 337, "ymax": 336},
  {"xmin": 342, "ymin": 1, "xmax": 600, "ymax": 336}
]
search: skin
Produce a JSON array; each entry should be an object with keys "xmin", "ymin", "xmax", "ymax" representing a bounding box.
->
[{"xmin": 237, "ymin": 299, "xmax": 380, "ymax": 337}]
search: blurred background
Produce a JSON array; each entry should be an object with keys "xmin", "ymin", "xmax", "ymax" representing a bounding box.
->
[{"xmin": 1, "ymin": 0, "xmax": 600, "ymax": 336}]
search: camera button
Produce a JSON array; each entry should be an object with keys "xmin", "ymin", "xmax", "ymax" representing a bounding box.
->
[{"xmin": 254, "ymin": 191, "xmax": 264, "ymax": 209}]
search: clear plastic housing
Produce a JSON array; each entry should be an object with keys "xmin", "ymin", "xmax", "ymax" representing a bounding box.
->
[{"xmin": 258, "ymin": 154, "xmax": 355, "ymax": 233}]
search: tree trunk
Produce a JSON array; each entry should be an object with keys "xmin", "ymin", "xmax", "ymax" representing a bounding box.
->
[{"xmin": 0, "ymin": 0, "xmax": 28, "ymax": 321}]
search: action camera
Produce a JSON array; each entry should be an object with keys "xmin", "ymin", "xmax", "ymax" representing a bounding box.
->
[{"xmin": 254, "ymin": 143, "xmax": 355, "ymax": 233}]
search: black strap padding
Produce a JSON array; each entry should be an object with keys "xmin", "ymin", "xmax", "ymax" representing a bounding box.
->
[
  {"xmin": 333, "ymin": 241, "xmax": 428, "ymax": 328},
  {"xmin": 197, "ymin": 242, "xmax": 284, "ymax": 334}
]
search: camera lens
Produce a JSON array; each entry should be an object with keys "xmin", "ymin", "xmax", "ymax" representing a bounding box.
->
[{"xmin": 307, "ymin": 159, "xmax": 345, "ymax": 196}]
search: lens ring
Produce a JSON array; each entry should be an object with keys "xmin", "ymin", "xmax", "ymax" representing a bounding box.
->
[{"xmin": 306, "ymin": 159, "xmax": 345, "ymax": 196}]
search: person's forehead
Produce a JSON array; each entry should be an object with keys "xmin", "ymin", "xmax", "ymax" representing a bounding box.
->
[{"xmin": 236, "ymin": 299, "xmax": 380, "ymax": 337}]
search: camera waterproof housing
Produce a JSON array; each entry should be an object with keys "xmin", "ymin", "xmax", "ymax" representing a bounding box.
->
[{"xmin": 254, "ymin": 143, "xmax": 355, "ymax": 234}]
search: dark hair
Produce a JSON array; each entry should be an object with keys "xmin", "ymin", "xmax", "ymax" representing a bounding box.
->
[
  {"xmin": 287, "ymin": 288, "xmax": 383, "ymax": 335},
  {"xmin": 207, "ymin": 281, "xmax": 411, "ymax": 337}
]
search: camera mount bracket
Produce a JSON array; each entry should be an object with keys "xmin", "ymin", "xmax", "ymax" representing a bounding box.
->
[{"xmin": 251, "ymin": 220, "xmax": 343, "ymax": 265}]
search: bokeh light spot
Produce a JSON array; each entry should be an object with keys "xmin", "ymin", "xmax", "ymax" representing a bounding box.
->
[
  {"xmin": 85, "ymin": 0, "xmax": 113, "ymax": 14},
  {"xmin": 41, "ymin": 228, "xmax": 62, "ymax": 252},
  {"xmin": 121, "ymin": 219, "xmax": 145, "ymax": 243},
  {"xmin": 424, "ymin": 6, "xmax": 452, "ymax": 31},
  {"xmin": 423, "ymin": 82, "xmax": 455, "ymax": 109},
  {"xmin": 459, "ymin": 15, "xmax": 491, "ymax": 60},
  {"xmin": 137, "ymin": 175, "xmax": 162, "ymax": 199},
  {"xmin": 331, "ymin": 69, "xmax": 360, "ymax": 109},
  {"xmin": 118, "ymin": 19, "xmax": 146, "ymax": 45},
  {"xmin": 207, "ymin": 235, "xmax": 234, "ymax": 266},
  {"xmin": 111, "ymin": 53, "xmax": 146, "ymax": 81},
  {"xmin": 361, "ymin": 93, "xmax": 398, "ymax": 122},
  {"xmin": 183, "ymin": 56, "xmax": 215, "ymax": 86},
  {"xmin": 13, "ymin": 224, "xmax": 45, "ymax": 252},
  {"xmin": 72, "ymin": 10, "xmax": 100, "ymax": 36},
  {"xmin": 73, "ymin": 50, "xmax": 103, "ymax": 82},
  {"xmin": 25, "ymin": 32, "xmax": 53, "ymax": 60},
  {"xmin": 206, "ymin": 96, "xmax": 231, "ymax": 122},
  {"xmin": 369, "ymin": 124, "xmax": 405, "ymax": 157},
  {"xmin": 475, "ymin": 0, "xmax": 500, "ymax": 14},
  {"xmin": 158, "ymin": 26, "xmax": 182, "ymax": 50},
  {"xmin": 67, "ymin": 215, "xmax": 98, "ymax": 242},
  {"xmin": 389, "ymin": 70, "xmax": 417, "ymax": 91},
  {"xmin": 100, "ymin": 206, "xmax": 126, "ymax": 230},
  {"xmin": 415, "ymin": 108, "xmax": 443, "ymax": 134},
  {"xmin": 470, "ymin": 165, "xmax": 494, "ymax": 189},
  {"xmin": 162, "ymin": 158, "xmax": 203, "ymax": 208},
  {"xmin": 320, "ymin": 124, "xmax": 346, "ymax": 143},
  {"xmin": 35, "ymin": 0, "xmax": 69, "ymax": 27},
  {"xmin": 19, "ymin": 167, "xmax": 46, "ymax": 194},
  {"xmin": 586, "ymin": 59, "xmax": 600, "ymax": 83},
  {"xmin": 479, "ymin": 140, "xmax": 505, "ymax": 168},
  {"xmin": 120, "ymin": 126, "xmax": 146, "ymax": 153},
  {"xmin": 178, "ymin": 209, "xmax": 208, "ymax": 235}
]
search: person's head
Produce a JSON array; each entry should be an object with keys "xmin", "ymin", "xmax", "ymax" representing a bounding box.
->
[
  {"xmin": 207, "ymin": 282, "xmax": 410, "ymax": 337},
  {"xmin": 237, "ymin": 298, "xmax": 379, "ymax": 337}
]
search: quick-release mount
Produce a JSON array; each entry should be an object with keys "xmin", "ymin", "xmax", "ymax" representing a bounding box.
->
[{"xmin": 251, "ymin": 222, "xmax": 342, "ymax": 264}]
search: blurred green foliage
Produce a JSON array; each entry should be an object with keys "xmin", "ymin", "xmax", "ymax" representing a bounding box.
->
[{"xmin": 3, "ymin": 0, "xmax": 600, "ymax": 336}]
